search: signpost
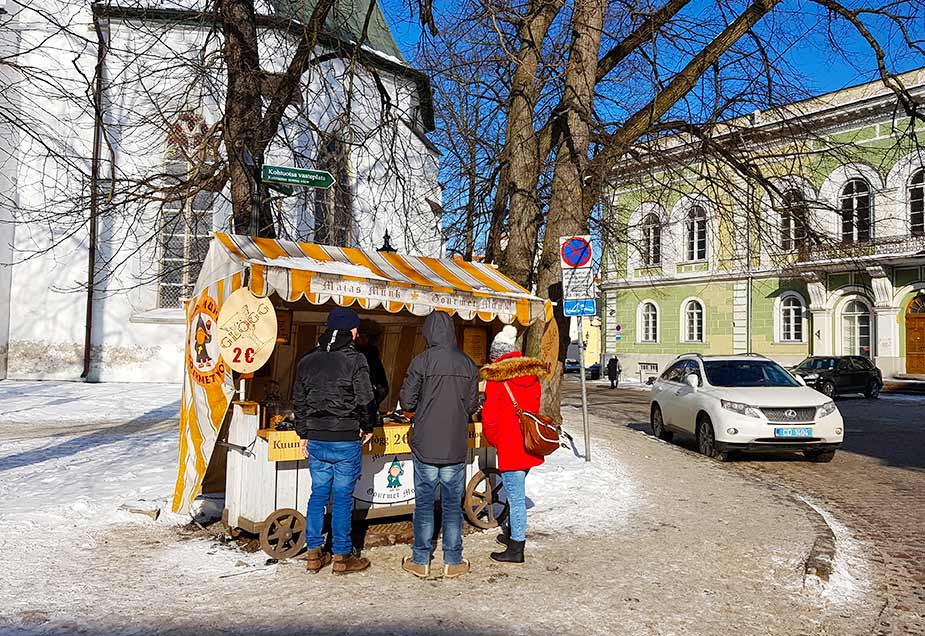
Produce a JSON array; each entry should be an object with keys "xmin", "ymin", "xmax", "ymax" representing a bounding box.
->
[
  {"xmin": 261, "ymin": 165, "xmax": 335, "ymax": 189},
  {"xmin": 559, "ymin": 235, "xmax": 595, "ymax": 462}
]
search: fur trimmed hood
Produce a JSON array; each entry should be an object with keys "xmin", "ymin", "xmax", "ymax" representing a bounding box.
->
[{"xmin": 480, "ymin": 356, "xmax": 549, "ymax": 382}]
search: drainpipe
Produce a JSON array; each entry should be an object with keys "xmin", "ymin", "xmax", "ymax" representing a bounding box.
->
[
  {"xmin": 82, "ymin": 11, "xmax": 107, "ymax": 380},
  {"xmin": 746, "ymin": 181, "xmax": 753, "ymax": 353}
]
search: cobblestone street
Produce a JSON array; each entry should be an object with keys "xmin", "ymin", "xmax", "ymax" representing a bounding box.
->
[{"xmin": 565, "ymin": 381, "xmax": 925, "ymax": 635}]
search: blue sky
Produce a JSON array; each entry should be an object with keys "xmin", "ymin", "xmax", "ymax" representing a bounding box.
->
[{"xmin": 379, "ymin": 0, "xmax": 925, "ymax": 100}]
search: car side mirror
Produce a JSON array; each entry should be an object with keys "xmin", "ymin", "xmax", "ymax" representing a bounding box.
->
[
  {"xmin": 794, "ymin": 375, "xmax": 807, "ymax": 386},
  {"xmin": 685, "ymin": 373, "xmax": 700, "ymax": 390}
]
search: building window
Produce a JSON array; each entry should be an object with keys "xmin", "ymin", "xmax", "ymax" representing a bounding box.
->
[
  {"xmin": 313, "ymin": 134, "xmax": 352, "ymax": 246},
  {"xmin": 641, "ymin": 302, "xmax": 659, "ymax": 343},
  {"xmin": 641, "ymin": 213, "xmax": 661, "ymax": 266},
  {"xmin": 780, "ymin": 190, "xmax": 808, "ymax": 251},
  {"xmin": 683, "ymin": 300, "xmax": 704, "ymax": 343},
  {"xmin": 781, "ymin": 296, "xmax": 804, "ymax": 342},
  {"xmin": 840, "ymin": 179, "xmax": 871, "ymax": 243},
  {"xmin": 158, "ymin": 114, "xmax": 215, "ymax": 309},
  {"xmin": 685, "ymin": 205, "xmax": 707, "ymax": 261},
  {"xmin": 910, "ymin": 168, "xmax": 924, "ymax": 236},
  {"xmin": 842, "ymin": 300, "xmax": 872, "ymax": 358}
]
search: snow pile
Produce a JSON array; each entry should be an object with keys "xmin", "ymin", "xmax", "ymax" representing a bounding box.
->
[{"xmin": 526, "ymin": 438, "xmax": 639, "ymax": 535}]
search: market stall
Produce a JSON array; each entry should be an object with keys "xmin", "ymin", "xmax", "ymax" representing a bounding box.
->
[{"xmin": 171, "ymin": 233, "xmax": 553, "ymax": 559}]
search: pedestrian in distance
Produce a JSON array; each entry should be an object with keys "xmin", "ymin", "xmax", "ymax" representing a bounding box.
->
[
  {"xmin": 607, "ymin": 356, "xmax": 622, "ymax": 389},
  {"xmin": 479, "ymin": 325, "xmax": 548, "ymax": 564},
  {"xmin": 292, "ymin": 307, "xmax": 374, "ymax": 575},
  {"xmin": 399, "ymin": 312, "xmax": 480, "ymax": 579}
]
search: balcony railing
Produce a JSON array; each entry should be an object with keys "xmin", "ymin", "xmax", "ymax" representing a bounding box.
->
[{"xmin": 795, "ymin": 233, "xmax": 925, "ymax": 263}]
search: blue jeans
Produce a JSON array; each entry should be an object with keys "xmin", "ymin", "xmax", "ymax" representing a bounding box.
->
[
  {"xmin": 501, "ymin": 470, "xmax": 529, "ymax": 542},
  {"xmin": 305, "ymin": 440, "xmax": 361, "ymax": 556},
  {"xmin": 412, "ymin": 457, "xmax": 466, "ymax": 565}
]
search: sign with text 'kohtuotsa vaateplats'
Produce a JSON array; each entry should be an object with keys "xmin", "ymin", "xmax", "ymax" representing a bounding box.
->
[{"xmin": 261, "ymin": 165, "xmax": 335, "ymax": 189}]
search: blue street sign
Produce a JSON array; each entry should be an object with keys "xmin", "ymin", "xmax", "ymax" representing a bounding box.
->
[
  {"xmin": 563, "ymin": 299, "xmax": 597, "ymax": 316},
  {"xmin": 560, "ymin": 237, "xmax": 592, "ymax": 268}
]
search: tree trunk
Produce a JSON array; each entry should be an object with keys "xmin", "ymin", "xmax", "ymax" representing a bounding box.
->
[
  {"xmin": 527, "ymin": 0, "xmax": 604, "ymax": 357},
  {"xmin": 497, "ymin": 0, "xmax": 565, "ymax": 287},
  {"xmin": 221, "ymin": 0, "xmax": 274, "ymax": 237}
]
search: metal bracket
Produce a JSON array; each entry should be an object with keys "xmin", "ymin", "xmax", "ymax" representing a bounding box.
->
[{"xmin": 217, "ymin": 440, "xmax": 255, "ymax": 458}]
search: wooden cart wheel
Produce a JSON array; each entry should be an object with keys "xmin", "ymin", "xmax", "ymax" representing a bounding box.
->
[
  {"xmin": 464, "ymin": 468, "xmax": 509, "ymax": 529},
  {"xmin": 258, "ymin": 508, "xmax": 306, "ymax": 560}
]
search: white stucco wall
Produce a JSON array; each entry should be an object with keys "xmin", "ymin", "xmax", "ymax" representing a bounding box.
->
[{"xmin": 0, "ymin": 5, "xmax": 442, "ymax": 383}]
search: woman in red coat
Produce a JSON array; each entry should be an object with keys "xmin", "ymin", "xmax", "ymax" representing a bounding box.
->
[{"xmin": 480, "ymin": 325, "xmax": 548, "ymax": 564}]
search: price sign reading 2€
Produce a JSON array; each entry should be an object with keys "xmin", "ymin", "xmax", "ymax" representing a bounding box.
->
[{"xmin": 216, "ymin": 288, "xmax": 278, "ymax": 374}]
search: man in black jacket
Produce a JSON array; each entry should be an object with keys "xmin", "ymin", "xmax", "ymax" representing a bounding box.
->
[
  {"xmin": 399, "ymin": 312, "xmax": 479, "ymax": 579},
  {"xmin": 292, "ymin": 307, "xmax": 374, "ymax": 575}
]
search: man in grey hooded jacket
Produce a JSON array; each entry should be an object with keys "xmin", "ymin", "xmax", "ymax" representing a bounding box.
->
[{"xmin": 399, "ymin": 312, "xmax": 479, "ymax": 578}]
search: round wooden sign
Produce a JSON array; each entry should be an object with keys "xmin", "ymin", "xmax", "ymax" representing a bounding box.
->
[{"xmin": 216, "ymin": 288, "xmax": 278, "ymax": 374}]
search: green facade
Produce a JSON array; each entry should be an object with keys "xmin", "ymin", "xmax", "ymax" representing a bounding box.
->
[{"xmin": 600, "ymin": 71, "xmax": 925, "ymax": 378}]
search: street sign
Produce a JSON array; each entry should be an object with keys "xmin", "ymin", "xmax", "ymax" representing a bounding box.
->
[
  {"xmin": 559, "ymin": 234, "xmax": 595, "ymax": 465},
  {"xmin": 562, "ymin": 267, "xmax": 596, "ymax": 300},
  {"xmin": 563, "ymin": 299, "xmax": 597, "ymax": 316},
  {"xmin": 261, "ymin": 165, "xmax": 335, "ymax": 189},
  {"xmin": 560, "ymin": 236, "xmax": 592, "ymax": 268}
]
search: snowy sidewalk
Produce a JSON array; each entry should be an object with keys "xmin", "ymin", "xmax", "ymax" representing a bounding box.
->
[{"xmin": 0, "ymin": 380, "xmax": 877, "ymax": 635}]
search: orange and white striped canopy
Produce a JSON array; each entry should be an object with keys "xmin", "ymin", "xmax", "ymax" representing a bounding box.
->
[{"xmin": 215, "ymin": 233, "xmax": 553, "ymax": 325}]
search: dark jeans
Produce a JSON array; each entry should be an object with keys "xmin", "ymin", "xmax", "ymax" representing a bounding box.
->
[
  {"xmin": 305, "ymin": 440, "xmax": 361, "ymax": 556},
  {"xmin": 411, "ymin": 457, "xmax": 466, "ymax": 565}
]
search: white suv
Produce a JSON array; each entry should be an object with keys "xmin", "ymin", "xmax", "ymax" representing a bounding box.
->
[{"xmin": 649, "ymin": 354, "xmax": 844, "ymax": 463}]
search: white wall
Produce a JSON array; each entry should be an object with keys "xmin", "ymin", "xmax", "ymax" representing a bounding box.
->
[{"xmin": 1, "ymin": 7, "xmax": 441, "ymax": 382}]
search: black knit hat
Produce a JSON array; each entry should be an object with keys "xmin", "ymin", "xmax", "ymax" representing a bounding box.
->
[{"xmin": 327, "ymin": 307, "xmax": 360, "ymax": 330}]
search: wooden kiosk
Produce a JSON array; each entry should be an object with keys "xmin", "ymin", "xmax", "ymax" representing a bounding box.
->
[{"xmin": 171, "ymin": 233, "xmax": 553, "ymax": 559}]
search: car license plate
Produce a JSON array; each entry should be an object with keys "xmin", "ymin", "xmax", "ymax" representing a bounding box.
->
[{"xmin": 774, "ymin": 427, "xmax": 813, "ymax": 438}]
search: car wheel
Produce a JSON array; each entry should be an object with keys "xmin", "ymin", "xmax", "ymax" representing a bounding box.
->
[
  {"xmin": 864, "ymin": 380, "xmax": 881, "ymax": 399},
  {"xmin": 650, "ymin": 404, "xmax": 673, "ymax": 442},
  {"xmin": 820, "ymin": 381, "xmax": 836, "ymax": 398},
  {"xmin": 696, "ymin": 415, "xmax": 730, "ymax": 462},
  {"xmin": 805, "ymin": 449, "xmax": 836, "ymax": 463}
]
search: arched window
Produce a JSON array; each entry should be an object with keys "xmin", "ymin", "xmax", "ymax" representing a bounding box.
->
[
  {"xmin": 685, "ymin": 206, "xmax": 707, "ymax": 261},
  {"xmin": 842, "ymin": 300, "xmax": 872, "ymax": 358},
  {"xmin": 158, "ymin": 113, "xmax": 216, "ymax": 308},
  {"xmin": 910, "ymin": 168, "xmax": 924, "ymax": 236},
  {"xmin": 641, "ymin": 213, "xmax": 661, "ymax": 266},
  {"xmin": 780, "ymin": 190, "xmax": 808, "ymax": 251},
  {"xmin": 781, "ymin": 296, "xmax": 804, "ymax": 342},
  {"xmin": 641, "ymin": 302, "xmax": 659, "ymax": 343},
  {"xmin": 840, "ymin": 179, "xmax": 871, "ymax": 243},
  {"xmin": 684, "ymin": 300, "xmax": 704, "ymax": 343}
]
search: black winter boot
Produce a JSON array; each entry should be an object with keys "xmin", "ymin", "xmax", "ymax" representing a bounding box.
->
[
  {"xmin": 490, "ymin": 539, "xmax": 525, "ymax": 564},
  {"xmin": 496, "ymin": 527, "xmax": 510, "ymax": 547}
]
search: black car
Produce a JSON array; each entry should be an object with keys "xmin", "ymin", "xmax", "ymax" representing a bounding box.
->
[{"xmin": 791, "ymin": 356, "xmax": 883, "ymax": 399}]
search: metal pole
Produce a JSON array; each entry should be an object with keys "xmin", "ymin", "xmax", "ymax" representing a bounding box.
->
[{"xmin": 577, "ymin": 315, "xmax": 591, "ymax": 462}]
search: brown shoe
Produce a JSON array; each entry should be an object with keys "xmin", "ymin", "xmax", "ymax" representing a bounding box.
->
[
  {"xmin": 332, "ymin": 553, "xmax": 370, "ymax": 575},
  {"xmin": 442, "ymin": 559, "xmax": 470, "ymax": 579},
  {"xmin": 304, "ymin": 548, "xmax": 332, "ymax": 573},
  {"xmin": 401, "ymin": 557, "xmax": 430, "ymax": 578}
]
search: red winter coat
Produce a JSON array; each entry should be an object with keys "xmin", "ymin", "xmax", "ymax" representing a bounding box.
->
[{"xmin": 480, "ymin": 352, "xmax": 548, "ymax": 471}]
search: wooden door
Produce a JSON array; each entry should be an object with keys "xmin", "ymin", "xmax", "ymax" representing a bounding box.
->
[
  {"xmin": 907, "ymin": 295, "xmax": 925, "ymax": 374},
  {"xmin": 908, "ymin": 318, "xmax": 925, "ymax": 374}
]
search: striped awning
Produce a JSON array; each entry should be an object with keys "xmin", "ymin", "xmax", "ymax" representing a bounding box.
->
[{"xmin": 215, "ymin": 233, "xmax": 552, "ymax": 325}]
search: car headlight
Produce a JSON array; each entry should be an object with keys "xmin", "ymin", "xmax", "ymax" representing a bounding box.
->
[
  {"xmin": 720, "ymin": 400, "xmax": 762, "ymax": 418},
  {"xmin": 802, "ymin": 373, "xmax": 819, "ymax": 380},
  {"xmin": 817, "ymin": 401, "xmax": 837, "ymax": 418}
]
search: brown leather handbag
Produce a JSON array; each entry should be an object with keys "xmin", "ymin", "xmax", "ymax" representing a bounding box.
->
[{"xmin": 502, "ymin": 382, "xmax": 561, "ymax": 457}]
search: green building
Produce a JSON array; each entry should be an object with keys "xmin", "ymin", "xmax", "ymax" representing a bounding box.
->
[{"xmin": 601, "ymin": 69, "xmax": 925, "ymax": 380}]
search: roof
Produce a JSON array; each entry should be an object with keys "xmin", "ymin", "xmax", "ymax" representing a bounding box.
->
[
  {"xmin": 277, "ymin": 0, "xmax": 406, "ymax": 63},
  {"xmin": 215, "ymin": 233, "xmax": 553, "ymax": 326}
]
